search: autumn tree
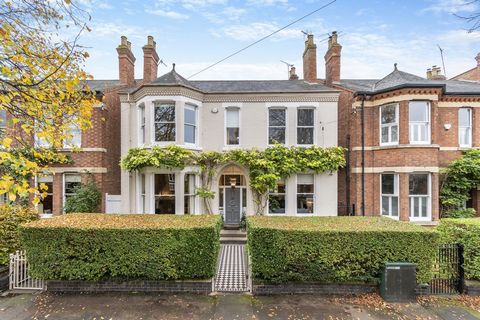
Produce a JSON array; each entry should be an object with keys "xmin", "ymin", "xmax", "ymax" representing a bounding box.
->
[{"xmin": 0, "ymin": 0, "xmax": 97, "ymax": 203}]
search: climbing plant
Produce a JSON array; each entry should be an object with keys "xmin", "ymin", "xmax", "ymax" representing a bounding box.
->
[
  {"xmin": 440, "ymin": 149, "xmax": 480, "ymax": 217},
  {"xmin": 121, "ymin": 144, "xmax": 346, "ymax": 215}
]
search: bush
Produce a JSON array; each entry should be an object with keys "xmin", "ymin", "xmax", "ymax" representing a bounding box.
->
[
  {"xmin": 64, "ymin": 180, "xmax": 101, "ymax": 213},
  {"xmin": 247, "ymin": 216, "xmax": 438, "ymax": 284},
  {"xmin": 442, "ymin": 208, "xmax": 476, "ymax": 219},
  {"xmin": 20, "ymin": 213, "xmax": 221, "ymax": 281},
  {"xmin": 437, "ymin": 218, "xmax": 480, "ymax": 280},
  {"xmin": 0, "ymin": 205, "xmax": 38, "ymax": 266}
]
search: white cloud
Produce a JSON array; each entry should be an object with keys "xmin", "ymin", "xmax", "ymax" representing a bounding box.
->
[
  {"xmin": 246, "ymin": 0, "xmax": 288, "ymax": 6},
  {"xmin": 221, "ymin": 22, "xmax": 302, "ymax": 41},
  {"xmin": 149, "ymin": 9, "xmax": 190, "ymax": 19},
  {"xmin": 421, "ymin": 0, "xmax": 479, "ymax": 14}
]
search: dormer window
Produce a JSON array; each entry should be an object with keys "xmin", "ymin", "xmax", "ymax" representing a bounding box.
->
[{"xmin": 154, "ymin": 102, "xmax": 176, "ymax": 142}]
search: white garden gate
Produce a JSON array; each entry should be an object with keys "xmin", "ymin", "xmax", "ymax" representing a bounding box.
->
[{"xmin": 9, "ymin": 250, "xmax": 45, "ymax": 291}]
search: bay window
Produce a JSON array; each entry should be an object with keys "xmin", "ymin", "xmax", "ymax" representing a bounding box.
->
[
  {"xmin": 380, "ymin": 104, "xmax": 398, "ymax": 145},
  {"xmin": 268, "ymin": 108, "xmax": 286, "ymax": 144},
  {"xmin": 297, "ymin": 174, "xmax": 314, "ymax": 214},
  {"xmin": 154, "ymin": 102, "xmax": 176, "ymax": 142},
  {"xmin": 184, "ymin": 104, "xmax": 197, "ymax": 145},
  {"xmin": 459, "ymin": 108, "xmax": 472, "ymax": 147},
  {"xmin": 268, "ymin": 179, "xmax": 286, "ymax": 214},
  {"xmin": 409, "ymin": 101, "xmax": 430, "ymax": 144},
  {"xmin": 409, "ymin": 173, "xmax": 430, "ymax": 220},
  {"xmin": 381, "ymin": 174, "xmax": 398, "ymax": 218},
  {"xmin": 154, "ymin": 174, "xmax": 175, "ymax": 214},
  {"xmin": 297, "ymin": 108, "xmax": 314, "ymax": 145},
  {"xmin": 226, "ymin": 107, "xmax": 240, "ymax": 145},
  {"xmin": 184, "ymin": 173, "xmax": 196, "ymax": 214}
]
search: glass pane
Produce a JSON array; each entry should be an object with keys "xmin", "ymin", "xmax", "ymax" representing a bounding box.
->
[
  {"xmin": 297, "ymin": 128, "xmax": 313, "ymax": 144},
  {"xmin": 226, "ymin": 109, "xmax": 239, "ymax": 127},
  {"xmin": 65, "ymin": 181, "xmax": 81, "ymax": 194},
  {"xmin": 269, "ymin": 195, "xmax": 286, "ymax": 214},
  {"xmin": 269, "ymin": 109, "xmax": 286, "ymax": 126},
  {"xmin": 297, "ymin": 195, "xmax": 314, "ymax": 213},
  {"xmin": 155, "ymin": 123, "xmax": 176, "ymax": 142},
  {"xmin": 413, "ymin": 198, "xmax": 419, "ymax": 217},
  {"xmin": 459, "ymin": 108, "xmax": 471, "ymax": 127},
  {"xmin": 297, "ymin": 183, "xmax": 314, "ymax": 193},
  {"xmin": 155, "ymin": 105, "xmax": 175, "ymax": 122},
  {"xmin": 219, "ymin": 188, "xmax": 224, "ymax": 208},
  {"xmin": 297, "ymin": 109, "xmax": 314, "ymax": 126},
  {"xmin": 391, "ymin": 197, "xmax": 399, "ymax": 216},
  {"xmin": 271, "ymin": 180, "xmax": 286, "ymax": 193},
  {"xmin": 381, "ymin": 196, "xmax": 389, "ymax": 216},
  {"xmin": 421, "ymin": 197, "xmax": 427, "ymax": 217},
  {"xmin": 381, "ymin": 105, "xmax": 396, "ymax": 124},
  {"xmin": 221, "ymin": 175, "xmax": 245, "ymax": 187},
  {"xmin": 39, "ymin": 195, "xmax": 53, "ymax": 214},
  {"xmin": 460, "ymin": 127, "xmax": 471, "ymax": 146},
  {"xmin": 226, "ymin": 127, "xmax": 239, "ymax": 145},
  {"xmin": 391, "ymin": 125, "xmax": 398, "ymax": 142},
  {"xmin": 184, "ymin": 195, "xmax": 194, "ymax": 214},
  {"xmin": 141, "ymin": 174, "xmax": 145, "ymax": 194},
  {"xmin": 381, "ymin": 127, "xmax": 389, "ymax": 143},
  {"xmin": 184, "ymin": 124, "xmax": 195, "ymax": 144},
  {"xmin": 269, "ymin": 128, "xmax": 285, "ymax": 144},
  {"xmin": 184, "ymin": 106, "xmax": 196, "ymax": 125},
  {"xmin": 409, "ymin": 101, "xmax": 428, "ymax": 122},
  {"xmin": 155, "ymin": 174, "xmax": 175, "ymax": 195},
  {"xmin": 409, "ymin": 174, "xmax": 428, "ymax": 195},
  {"xmin": 155, "ymin": 196, "xmax": 175, "ymax": 214},
  {"xmin": 381, "ymin": 174, "xmax": 395, "ymax": 195}
]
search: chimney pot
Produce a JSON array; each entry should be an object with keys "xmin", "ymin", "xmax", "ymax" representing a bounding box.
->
[
  {"xmin": 289, "ymin": 66, "xmax": 299, "ymax": 80},
  {"xmin": 120, "ymin": 36, "xmax": 127, "ymax": 46}
]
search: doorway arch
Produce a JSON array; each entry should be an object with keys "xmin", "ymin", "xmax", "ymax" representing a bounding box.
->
[{"xmin": 218, "ymin": 164, "xmax": 247, "ymax": 225}]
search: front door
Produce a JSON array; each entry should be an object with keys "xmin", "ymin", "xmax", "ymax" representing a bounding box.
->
[{"xmin": 225, "ymin": 188, "xmax": 241, "ymax": 224}]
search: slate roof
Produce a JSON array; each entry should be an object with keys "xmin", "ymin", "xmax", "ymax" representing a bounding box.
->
[{"xmin": 337, "ymin": 67, "xmax": 480, "ymax": 95}]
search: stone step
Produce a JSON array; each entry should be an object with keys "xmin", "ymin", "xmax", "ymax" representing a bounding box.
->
[
  {"xmin": 223, "ymin": 224, "xmax": 241, "ymax": 230},
  {"xmin": 220, "ymin": 237, "xmax": 247, "ymax": 244},
  {"xmin": 220, "ymin": 229, "xmax": 247, "ymax": 238}
]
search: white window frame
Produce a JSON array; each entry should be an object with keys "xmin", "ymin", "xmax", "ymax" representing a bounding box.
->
[
  {"xmin": 296, "ymin": 107, "xmax": 315, "ymax": 146},
  {"xmin": 138, "ymin": 103, "xmax": 146, "ymax": 146},
  {"xmin": 63, "ymin": 173, "xmax": 81, "ymax": 210},
  {"xmin": 63, "ymin": 123, "xmax": 82, "ymax": 149},
  {"xmin": 380, "ymin": 173, "xmax": 399, "ymax": 219},
  {"xmin": 296, "ymin": 174, "xmax": 315, "ymax": 215},
  {"xmin": 268, "ymin": 107, "xmax": 287, "ymax": 145},
  {"xmin": 408, "ymin": 173, "xmax": 431, "ymax": 221},
  {"xmin": 36, "ymin": 175, "xmax": 54, "ymax": 215},
  {"xmin": 224, "ymin": 106, "xmax": 240, "ymax": 146},
  {"xmin": 459, "ymin": 107, "xmax": 472, "ymax": 148},
  {"xmin": 153, "ymin": 101, "xmax": 176, "ymax": 143},
  {"xmin": 184, "ymin": 104, "xmax": 198, "ymax": 146},
  {"xmin": 409, "ymin": 101, "xmax": 431, "ymax": 144},
  {"xmin": 268, "ymin": 179, "xmax": 286, "ymax": 215},
  {"xmin": 379, "ymin": 103, "xmax": 399, "ymax": 146}
]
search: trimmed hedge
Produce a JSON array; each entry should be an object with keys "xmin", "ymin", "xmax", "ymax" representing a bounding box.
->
[
  {"xmin": 437, "ymin": 218, "xmax": 480, "ymax": 280},
  {"xmin": 0, "ymin": 205, "xmax": 38, "ymax": 266},
  {"xmin": 247, "ymin": 216, "xmax": 438, "ymax": 284},
  {"xmin": 20, "ymin": 214, "xmax": 221, "ymax": 281}
]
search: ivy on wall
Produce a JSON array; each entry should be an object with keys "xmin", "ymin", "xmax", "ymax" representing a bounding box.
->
[
  {"xmin": 440, "ymin": 149, "xmax": 480, "ymax": 217},
  {"xmin": 121, "ymin": 144, "xmax": 346, "ymax": 214}
]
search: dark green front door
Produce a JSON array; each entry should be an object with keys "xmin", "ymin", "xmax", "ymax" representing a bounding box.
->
[{"xmin": 225, "ymin": 188, "xmax": 241, "ymax": 224}]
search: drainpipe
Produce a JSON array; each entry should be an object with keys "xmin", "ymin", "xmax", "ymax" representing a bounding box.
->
[
  {"xmin": 346, "ymin": 134, "xmax": 351, "ymax": 215},
  {"xmin": 361, "ymin": 94, "xmax": 366, "ymax": 216}
]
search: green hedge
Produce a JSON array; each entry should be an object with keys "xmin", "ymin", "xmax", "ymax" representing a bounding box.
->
[
  {"xmin": 0, "ymin": 205, "xmax": 38, "ymax": 266},
  {"xmin": 437, "ymin": 218, "xmax": 480, "ymax": 280},
  {"xmin": 20, "ymin": 213, "xmax": 222, "ymax": 281},
  {"xmin": 247, "ymin": 216, "xmax": 438, "ymax": 284}
]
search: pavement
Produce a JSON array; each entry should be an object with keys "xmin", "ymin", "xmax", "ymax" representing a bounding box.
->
[{"xmin": 0, "ymin": 292, "xmax": 480, "ymax": 320}]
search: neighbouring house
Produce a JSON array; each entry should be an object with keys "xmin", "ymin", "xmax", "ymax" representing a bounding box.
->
[
  {"xmin": 320, "ymin": 33, "xmax": 480, "ymax": 222},
  {"xmin": 117, "ymin": 36, "xmax": 340, "ymax": 222},
  {"xmin": 451, "ymin": 53, "xmax": 480, "ymax": 82}
]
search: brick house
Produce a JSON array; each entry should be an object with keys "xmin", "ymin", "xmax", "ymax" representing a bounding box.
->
[{"xmin": 451, "ymin": 53, "xmax": 480, "ymax": 82}]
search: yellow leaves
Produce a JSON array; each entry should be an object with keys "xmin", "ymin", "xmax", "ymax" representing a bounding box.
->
[{"xmin": 1, "ymin": 138, "xmax": 12, "ymax": 148}]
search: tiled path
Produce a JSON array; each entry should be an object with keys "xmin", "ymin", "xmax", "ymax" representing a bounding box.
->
[{"xmin": 215, "ymin": 244, "xmax": 248, "ymax": 292}]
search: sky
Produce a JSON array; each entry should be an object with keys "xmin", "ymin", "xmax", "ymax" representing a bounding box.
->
[{"xmin": 74, "ymin": 0, "xmax": 480, "ymax": 81}]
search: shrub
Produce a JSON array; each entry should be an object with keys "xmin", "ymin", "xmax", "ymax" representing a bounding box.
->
[
  {"xmin": 247, "ymin": 216, "xmax": 438, "ymax": 284},
  {"xmin": 64, "ymin": 180, "xmax": 101, "ymax": 213},
  {"xmin": 442, "ymin": 208, "xmax": 476, "ymax": 219},
  {"xmin": 0, "ymin": 205, "xmax": 38, "ymax": 266},
  {"xmin": 20, "ymin": 214, "xmax": 221, "ymax": 281},
  {"xmin": 437, "ymin": 218, "xmax": 480, "ymax": 280}
]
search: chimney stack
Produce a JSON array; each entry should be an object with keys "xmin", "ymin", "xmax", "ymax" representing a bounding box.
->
[
  {"xmin": 117, "ymin": 36, "xmax": 136, "ymax": 87},
  {"xmin": 289, "ymin": 66, "xmax": 299, "ymax": 80},
  {"xmin": 143, "ymin": 35, "xmax": 160, "ymax": 83},
  {"xmin": 302, "ymin": 33, "xmax": 317, "ymax": 82},
  {"xmin": 324, "ymin": 31, "xmax": 342, "ymax": 86},
  {"xmin": 476, "ymin": 52, "xmax": 480, "ymax": 67},
  {"xmin": 427, "ymin": 65, "xmax": 446, "ymax": 80}
]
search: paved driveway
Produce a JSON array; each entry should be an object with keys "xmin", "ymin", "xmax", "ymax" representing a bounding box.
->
[{"xmin": 1, "ymin": 292, "xmax": 480, "ymax": 320}]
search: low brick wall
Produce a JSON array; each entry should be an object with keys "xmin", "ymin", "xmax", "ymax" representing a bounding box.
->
[
  {"xmin": 252, "ymin": 282, "xmax": 377, "ymax": 295},
  {"xmin": 465, "ymin": 280, "xmax": 480, "ymax": 296},
  {"xmin": 46, "ymin": 279, "xmax": 213, "ymax": 294},
  {"xmin": 0, "ymin": 266, "xmax": 8, "ymax": 292}
]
